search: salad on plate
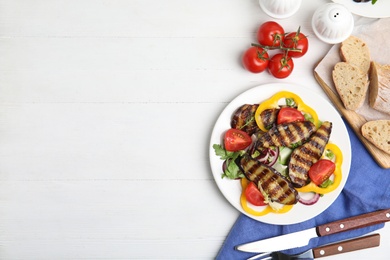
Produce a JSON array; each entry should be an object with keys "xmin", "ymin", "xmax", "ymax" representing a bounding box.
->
[{"xmin": 212, "ymin": 90, "xmax": 344, "ymax": 217}]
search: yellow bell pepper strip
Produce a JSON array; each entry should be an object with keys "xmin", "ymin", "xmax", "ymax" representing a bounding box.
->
[
  {"xmin": 254, "ymin": 91, "xmax": 320, "ymax": 132},
  {"xmin": 240, "ymin": 178, "xmax": 293, "ymax": 216},
  {"xmin": 296, "ymin": 143, "xmax": 343, "ymax": 194}
]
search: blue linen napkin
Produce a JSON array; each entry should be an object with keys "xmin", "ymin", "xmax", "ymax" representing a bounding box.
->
[{"xmin": 217, "ymin": 121, "xmax": 390, "ymax": 259}]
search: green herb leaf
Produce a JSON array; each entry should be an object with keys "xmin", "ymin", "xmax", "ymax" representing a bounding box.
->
[
  {"xmin": 222, "ymin": 160, "xmax": 245, "ymax": 179},
  {"xmin": 285, "ymin": 98, "xmax": 296, "ymax": 107},
  {"xmin": 213, "ymin": 144, "xmax": 245, "ymax": 179},
  {"xmin": 213, "ymin": 144, "xmax": 234, "ymax": 160},
  {"xmin": 290, "ymin": 141, "xmax": 302, "ymax": 149},
  {"xmin": 240, "ymin": 117, "xmax": 254, "ymax": 130}
]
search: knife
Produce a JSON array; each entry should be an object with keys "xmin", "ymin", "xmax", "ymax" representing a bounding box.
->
[
  {"xmin": 236, "ymin": 208, "xmax": 390, "ymax": 253},
  {"xmin": 247, "ymin": 233, "xmax": 380, "ymax": 260}
]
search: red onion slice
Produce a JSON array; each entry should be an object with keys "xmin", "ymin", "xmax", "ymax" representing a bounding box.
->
[
  {"xmin": 298, "ymin": 192, "xmax": 320, "ymax": 205},
  {"xmin": 258, "ymin": 153, "xmax": 269, "ymax": 163},
  {"xmin": 251, "ymin": 147, "xmax": 279, "ymax": 166},
  {"xmin": 222, "ymin": 159, "xmax": 229, "ymax": 173},
  {"xmin": 266, "ymin": 147, "xmax": 279, "ymax": 166}
]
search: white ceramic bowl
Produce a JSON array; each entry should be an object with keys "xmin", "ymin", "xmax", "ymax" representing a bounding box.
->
[
  {"xmin": 312, "ymin": 3, "xmax": 354, "ymax": 44},
  {"xmin": 259, "ymin": 0, "xmax": 302, "ymax": 19}
]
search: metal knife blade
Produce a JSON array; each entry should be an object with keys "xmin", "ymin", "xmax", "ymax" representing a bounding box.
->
[{"xmin": 236, "ymin": 208, "xmax": 390, "ymax": 253}]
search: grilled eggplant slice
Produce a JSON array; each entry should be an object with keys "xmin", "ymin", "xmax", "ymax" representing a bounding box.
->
[
  {"xmin": 256, "ymin": 121, "xmax": 316, "ymax": 149},
  {"xmin": 231, "ymin": 104, "xmax": 259, "ymax": 135},
  {"xmin": 288, "ymin": 121, "xmax": 333, "ymax": 187},
  {"xmin": 237, "ymin": 154, "xmax": 298, "ymax": 205},
  {"xmin": 231, "ymin": 105, "xmax": 280, "ymax": 135},
  {"xmin": 260, "ymin": 108, "xmax": 279, "ymax": 130}
]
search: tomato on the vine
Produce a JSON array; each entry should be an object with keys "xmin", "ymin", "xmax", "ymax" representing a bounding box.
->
[
  {"xmin": 242, "ymin": 46, "xmax": 269, "ymax": 73},
  {"xmin": 268, "ymin": 53, "xmax": 294, "ymax": 78},
  {"xmin": 283, "ymin": 31, "xmax": 309, "ymax": 58},
  {"xmin": 244, "ymin": 182, "xmax": 267, "ymax": 206},
  {"xmin": 277, "ymin": 107, "xmax": 305, "ymax": 124},
  {"xmin": 257, "ymin": 21, "xmax": 285, "ymax": 47}
]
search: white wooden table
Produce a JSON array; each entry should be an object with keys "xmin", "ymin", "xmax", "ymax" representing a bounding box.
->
[{"xmin": 0, "ymin": 0, "xmax": 388, "ymax": 259}]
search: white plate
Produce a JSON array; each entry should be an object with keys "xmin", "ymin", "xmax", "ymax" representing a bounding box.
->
[
  {"xmin": 332, "ymin": 0, "xmax": 390, "ymax": 18},
  {"xmin": 209, "ymin": 84, "xmax": 351, "ymax": 225}
]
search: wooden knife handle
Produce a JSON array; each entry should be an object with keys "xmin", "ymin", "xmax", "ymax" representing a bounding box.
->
[
  {"xmin": 312, "ymin": 233, "xmax": 380, "ymax": 258},
  {"xmin": 316, "ymin": 208, "xmax": 390, "ymax": 236}
]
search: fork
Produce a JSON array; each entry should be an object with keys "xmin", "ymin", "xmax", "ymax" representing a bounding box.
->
[{"xmin": 247, "ymin": 233, "xmax": 380, "ymax": 260}]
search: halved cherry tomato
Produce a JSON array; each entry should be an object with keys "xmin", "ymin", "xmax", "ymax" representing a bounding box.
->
[
  {"xmin": 224, "ymin": 128, "xmax": 252, "ymax": 151},
  {"xmin": 242, "ymin": 46, "xmax": 269, "ymax": 73},
  {"xmin": 277, "ymin": 107, "xmax": 305, "ymax": 124},
  {"xmin": 283, "ymin": 31, "xmax": 309, "ymax": 58},
  {"xmin": 308, "ymin": 159, "xmax": 336, "ymax": 186},
  {"xmin": 257, "ymin": 21, "xmax": 285, "ymax": 47},
  {"xmin": 268, "ymin": 53, "xmax": 294, "ymax": 79},
  {"xmin": 244, "ymin": 181, "xmax": 267, "ymax": 206}
]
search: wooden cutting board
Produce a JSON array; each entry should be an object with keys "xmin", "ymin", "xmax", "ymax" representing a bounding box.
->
[
  {"xmin": 314, "ymin": 71, "xmax": 390, "ymax": 169},
  {"xmin": 314, "ymin": 42, "xmax": 390, "ymax": 169}
]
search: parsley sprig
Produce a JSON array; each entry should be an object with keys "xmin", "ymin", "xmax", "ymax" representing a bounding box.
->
[{"xmin": 213, "ymin": 144, "xmax": 245, "ymax": 179}]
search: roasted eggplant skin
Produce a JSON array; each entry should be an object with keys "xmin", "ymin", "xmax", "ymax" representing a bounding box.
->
[
  {"xmin": 231, "ymin": 105, "xmax": 281, "ymax": 135},
  {"xmin": 236, "ymin": 154, "xmax": 298, "ymax": 205},
  {"xmin": 255, "ymin": 121, "xmax": 316, "ymax": 149},
  {"xmin": 288, "ymin": 121, "xmax": 333, "ymax": 187},
  {"xmin": 231, "ymin": 104, "xmax": 259, "ymax": 135},
  {"xmin": 260, "ymin": 108, "xmax": 279, "ymax": 130}
]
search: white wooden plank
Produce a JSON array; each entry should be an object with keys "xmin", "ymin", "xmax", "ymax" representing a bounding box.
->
[
  {"xmin": 0, "ymin": 101, "xmax": 239, "ymax": 259},
  {"xmin": 0, "ymin": 35, "xmax": 330, "ymax": 104},
  {"xmin": 0, "ymin": 103, "xmax": 226, "ymax": 181},
  {"xmin": 0, "ymin": 68, "xmax": 253, "ymax": 103},
  {"xmin": 0, "ymin": 179, "xmax": 238, "ymax": 259},
  {"xmin": 0, "ymin": 0, "xmax": 325, "ymax": 39},
  {"xmin": 0, "ymin": 37, "xmax": 252, "ymax": 103},
  {"xmin": 0, "ymin": 0, "xmax": 332, "ymax": 105},
  {"xmin": 0, "ymin": 0, "xmax": 258, "ymax": 38}
]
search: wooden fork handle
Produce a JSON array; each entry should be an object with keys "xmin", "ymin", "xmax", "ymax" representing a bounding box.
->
[{"xmin": 312, "ymin": 233, "xmax": 380, "ymax": 258}]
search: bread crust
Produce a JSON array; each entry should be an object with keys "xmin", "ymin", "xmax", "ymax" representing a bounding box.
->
[{"xmin": 369, "ymin": 61, "xmax": 390, "ymax": 115}]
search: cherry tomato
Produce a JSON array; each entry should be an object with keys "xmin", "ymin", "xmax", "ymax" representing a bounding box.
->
[
  {"xmin": 224, "ymin": 129, "xmax": 252, "ymax": 151},
  {"xmin": 242, "ymin": 46, "xmax": 269, "ymax": 73},
  {"xmin": 308, "ymin": 159, "xmax": 336, "ymax": 186},
  {"xmin": 277, "ymin": 107, "xmax": 305, "ymax": 124},
  {"xmin": 257, "ymin": 21, "xmax": 285, "ymax": 47},
  {"xmin": 244, "ymin": 182, "xmax": 267, "ymax": 206},
  {"xmin": 268, "ymin": 53, "xmax": 294, "ymax": 78},
  {"xmin": 283, "ymin": 31, "xmax": 309, "ymax": 58}
]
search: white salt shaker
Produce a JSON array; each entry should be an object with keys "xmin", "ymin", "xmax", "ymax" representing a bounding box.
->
[
  {"xmin": 259, "ymin": 0, "xmax": 302, "ymax": 19},
  {"xmin": 312, "ymin": 3, "xmax": 354, "ymax": 44}
]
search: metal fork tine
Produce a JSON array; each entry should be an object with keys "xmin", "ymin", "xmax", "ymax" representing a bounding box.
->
[
  {"xmin": 246, "ymin": 252, "xmax": 272, "ymax": 260},
  {"xmin": 272, "ymin": 252, "xmax": 293, "ymax": 260},
  {"xmin": 248, "ymin": 251, "xmax": 295, "ymax": 260}
]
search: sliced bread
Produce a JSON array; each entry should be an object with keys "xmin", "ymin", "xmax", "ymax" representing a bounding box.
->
[
  {"xmin": 332, "ymin": 62, "xmax": 370, "ymax": 110},
  {"xmin": 361, "ymin": 120, "xmax": 390, "ymax": 155},
  {"xmin": 369, "ymin": 61, "xmax": 390, "ymax": 115},
  {"xmin": 340, "ymin": 36, "xmax": 370, "ymax": 73}
]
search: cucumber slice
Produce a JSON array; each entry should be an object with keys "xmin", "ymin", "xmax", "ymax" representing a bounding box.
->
[
  {"xmin": 278, "ymin": 147, "xmax": 293, "ymax": 165},
  {"xmin": 273, "ymin": 163, "xmax": 288, "ymax": 176}
]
